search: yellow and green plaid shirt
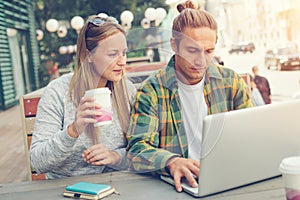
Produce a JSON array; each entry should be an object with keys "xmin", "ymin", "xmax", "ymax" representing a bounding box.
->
[{"xmin": 126, "ymin": 56, "xmax": 254, "ymax": 174}]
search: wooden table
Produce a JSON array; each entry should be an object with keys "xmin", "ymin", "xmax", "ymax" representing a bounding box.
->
[{"xmin": 0, "ymin": 171, "xmax": 286, "ymax": 200}]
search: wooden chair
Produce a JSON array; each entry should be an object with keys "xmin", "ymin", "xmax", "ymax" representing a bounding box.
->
[
  {"xmin": 126, "ymin": 56, "xmax": 151, "ymax": 65},
  {"xmin": 19, "ymin": 88, "xmax": 46, "ymax": 181},
  {"xmin": 125, "ymin": 61, "xmax": 166, "ymax": 87}
]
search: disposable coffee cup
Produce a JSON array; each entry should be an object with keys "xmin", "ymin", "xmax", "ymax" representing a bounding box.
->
[
  {"xmin": 84, "ymin": 88, "xmax": 113, "ymax": 127},
  {"xmin": 279, "ymin": 156, "xmax": 300, "ymax": 200}
]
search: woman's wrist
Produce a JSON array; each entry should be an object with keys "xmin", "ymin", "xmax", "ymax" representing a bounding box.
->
[
  {"xmin": 68, "ymin": 123, "xmax": 79, "ymax": 138},
  {"xmin": 110, "ymin": 150, "xmax": 121, "ymax": 165}
]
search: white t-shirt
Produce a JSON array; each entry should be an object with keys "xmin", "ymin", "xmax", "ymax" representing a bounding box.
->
[{"xmin": 178, "ymin": 78, "xmax": 208, "ymax": 161}]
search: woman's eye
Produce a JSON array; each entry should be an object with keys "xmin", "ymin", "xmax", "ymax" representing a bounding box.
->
[{"xmin": 108, "ymin": 53, "xmax": 118, "ymax": 57}]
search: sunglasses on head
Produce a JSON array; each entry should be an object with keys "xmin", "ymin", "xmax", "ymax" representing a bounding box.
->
[{"xmin": 88, "ymin": 16, "xmax": 118, "ymax": 26}]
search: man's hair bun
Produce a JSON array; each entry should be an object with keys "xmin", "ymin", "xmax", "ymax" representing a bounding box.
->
[{"xmin": 176, "ymin": 0, "xmax": 201, "ymax": 13}]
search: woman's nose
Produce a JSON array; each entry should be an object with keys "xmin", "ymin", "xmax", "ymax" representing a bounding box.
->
[{"xmin": 117, "ymin": 54, "xmax": 127, "ymax": 66}]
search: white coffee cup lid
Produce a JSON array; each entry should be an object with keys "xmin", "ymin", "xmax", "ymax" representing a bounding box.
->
[
  {"xmin": 85, "ymin": 87, "xmax": 111, "ymax": 96},
  {"xmin": 279, "ymin": 156, "xmax": 300, "ymax": 174}
]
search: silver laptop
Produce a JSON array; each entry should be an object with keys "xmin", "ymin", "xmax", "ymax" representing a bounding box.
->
[{"xmin": 161, "ymin": 99, "xmax": 300, "ymax": 197}]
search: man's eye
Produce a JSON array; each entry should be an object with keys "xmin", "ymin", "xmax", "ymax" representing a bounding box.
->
[
  {"xmin": 206, "ymin": 49, "xmax": 214, "ymax": 54},
  {"xmin": 188, "ymin": 49, "xmax": 197, "ymax": 53}
]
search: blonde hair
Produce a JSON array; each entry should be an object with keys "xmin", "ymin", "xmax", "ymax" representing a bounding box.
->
[
  {"xmin": 172, "ymin": 0, "xmax": 218, "ymax": 44},
  {"xmin": 69, "ymin": 15, "xmax": 130, "ymax": 141}
]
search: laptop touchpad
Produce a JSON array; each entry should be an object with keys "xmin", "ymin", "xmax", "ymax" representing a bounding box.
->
[{"xmin": 181, "ymin": 178, "xmax": 199, "ymax": 195}]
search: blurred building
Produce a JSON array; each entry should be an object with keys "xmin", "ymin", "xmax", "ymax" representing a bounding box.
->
[
  {"xmin": 0, "ymin": 0, "xmax": 40, "ymax": 110},
  {"xmin": 277, "ymin": 0, "xmax": 300, "ymax": 44},
  {"xmin": 206, "ymin": 0, "xmax": 300, "ymax": 48}
]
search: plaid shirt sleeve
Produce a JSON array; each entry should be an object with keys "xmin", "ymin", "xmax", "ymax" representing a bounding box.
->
[{"xmin": 126, "ymin": 79, "xmax": 180, "ymax": 174}]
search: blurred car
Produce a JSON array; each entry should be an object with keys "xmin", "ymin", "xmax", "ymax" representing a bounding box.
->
[
  {"xmin": 228, "ymin": 42, "xmax": 255, "ymax": 54},
  {"xmin": 265, "ymin": 45, "xmax": 300, "ymax": 70}
]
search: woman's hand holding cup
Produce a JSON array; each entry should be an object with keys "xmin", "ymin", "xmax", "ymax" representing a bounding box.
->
[{"xmin": 68, "ymin": 96, "xmax": 102, "ymax": 138}]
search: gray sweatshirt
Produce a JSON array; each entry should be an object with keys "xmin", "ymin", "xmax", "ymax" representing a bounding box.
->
[{"xmin": 30, "ymin": 73, "xmax": 136, "ymax": 179}]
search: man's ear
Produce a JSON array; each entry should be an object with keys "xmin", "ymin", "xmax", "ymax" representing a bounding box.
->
[
  {"xmin": 170, "ymin": 37, "xmax": 178, "ymax": 53},
  {"xmin": 86, "ymin": 49, "xmax": 93, "ymax": 63}
]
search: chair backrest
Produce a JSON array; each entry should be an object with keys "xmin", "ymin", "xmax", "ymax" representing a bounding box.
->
[
  {"xmin": 125, "ymin": 61, "xmax": 166, "ymax": 87},
  {"xmin": 126, "ymin": 56, "xmax": 151, "ymax": 65},
  {"xmin": 19, "ymin": 88, "xmax": 45, "ymax": 181}
]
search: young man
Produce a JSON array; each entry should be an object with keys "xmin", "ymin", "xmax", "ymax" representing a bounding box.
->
[{"xmin": 126, "ymin": 0, "xmax": 254, "ymax": 192}]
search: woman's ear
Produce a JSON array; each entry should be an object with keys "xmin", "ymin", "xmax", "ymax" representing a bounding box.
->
[
  {"xmin": 86, "ymin": 49, "xmax": 93, "ymax": 63},
  {"xmin": 170, "ymin": 37, "xmax": 178, "ymax": 53}
]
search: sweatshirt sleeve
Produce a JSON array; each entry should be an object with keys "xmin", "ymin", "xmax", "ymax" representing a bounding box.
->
[{"xmin": 30, "ymin": 75, "xmax": 77, "ymax": 173}]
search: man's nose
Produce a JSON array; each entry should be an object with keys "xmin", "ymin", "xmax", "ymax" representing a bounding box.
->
[{"xmin": 195, "ymin": 51, "xmax": 207, "ymax": 66}]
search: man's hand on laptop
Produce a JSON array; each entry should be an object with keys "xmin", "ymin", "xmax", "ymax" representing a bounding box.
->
[{"xmin": 166, "ymin": 157, "xmax": 200, "ymax": 192}]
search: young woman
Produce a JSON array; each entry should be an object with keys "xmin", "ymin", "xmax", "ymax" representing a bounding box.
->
[{"xmin": 30, "ymin": 15, "xmax": 136, "ymax": 179}]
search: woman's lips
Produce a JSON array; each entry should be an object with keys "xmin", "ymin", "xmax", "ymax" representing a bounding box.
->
[{"xmin": 113, "ymin": 69, "xmax": 122, "ymax": 73}]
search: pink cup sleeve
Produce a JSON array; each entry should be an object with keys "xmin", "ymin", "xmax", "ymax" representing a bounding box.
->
[{"xmin": 94, "ymin": 108, "xmax": 112, "ymax": 122}]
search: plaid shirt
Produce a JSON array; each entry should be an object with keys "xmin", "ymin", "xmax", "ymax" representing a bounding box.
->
[{"xmin": 126, "ymin": 56, "xmax": 254, "ymax": 174}]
